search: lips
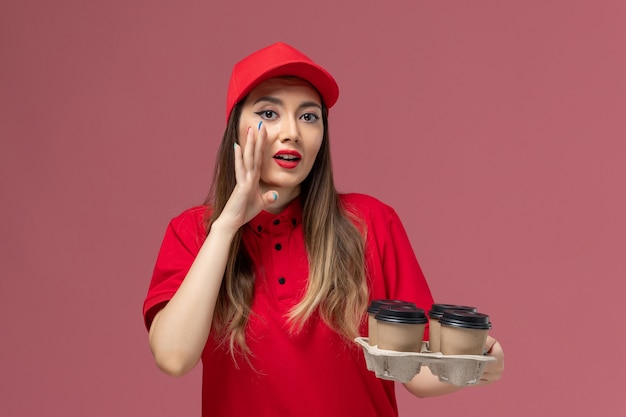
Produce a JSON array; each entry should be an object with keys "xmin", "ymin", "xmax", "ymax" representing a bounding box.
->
[{"xmin": 273, "ymin": 150, "xmax": 302, "ymax": 169}]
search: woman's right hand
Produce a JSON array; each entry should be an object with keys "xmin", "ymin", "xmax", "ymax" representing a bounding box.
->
[
  {"xmin": 215, "ymin": 123, "xmax": 278, "ymax": 233},
  {"xmin": 149, "ymin": 127, "xmax": 278, "ymax": 375}
]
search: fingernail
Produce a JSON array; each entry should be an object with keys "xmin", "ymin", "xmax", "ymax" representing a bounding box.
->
[
  {"xmin": 272, "ymin": 192, "xmax": 278, "ymax": 201},
  {"xmin": 258, "ymin": 121, "xmax": 263, "ymax": 131},
  {"xmin": 247, "ymin": 127, "xmax": 251, "ymax": 134}
]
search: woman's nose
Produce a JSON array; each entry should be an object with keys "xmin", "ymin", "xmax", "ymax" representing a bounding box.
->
[{"xmin": 278, "ymin": 117, "xmax": 300, "ymax": 143}]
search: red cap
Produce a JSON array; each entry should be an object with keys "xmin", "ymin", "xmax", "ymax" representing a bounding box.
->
[{"xmin": 225, "ymin": 42, "xmax": 339, "ymax": 120}]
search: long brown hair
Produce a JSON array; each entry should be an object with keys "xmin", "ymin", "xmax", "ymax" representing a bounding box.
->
[{"xmin": 205, "ymin": 87, "xmax": 368, "ymax": 360}]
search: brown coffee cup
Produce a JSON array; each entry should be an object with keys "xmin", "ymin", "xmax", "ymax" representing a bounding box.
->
[
  {"xmin": 367, "ymin": 300, "xmax": 416, "ymax": 346},
  {"xmin": 439, "ymin": 310, "xmax": 491, "ymax": 355},
  {"xmin": 375, "ymin": 305, "xmax": 428, "ymax": 352},
  {"xmin": 427, "ymin": 304, "xmax": 477, "ymax": 352}
]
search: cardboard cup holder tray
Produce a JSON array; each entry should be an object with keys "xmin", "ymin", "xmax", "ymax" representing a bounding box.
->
[{"xmin": 355, "ymin": 337, "xmax": 495, "ymax": 386}]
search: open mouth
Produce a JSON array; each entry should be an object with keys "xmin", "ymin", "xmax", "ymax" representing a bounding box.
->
[
  {"xmin": 273, "ymin": 151, "xmax": 302, "ymax": 168},
  {"xmin": 273, "ymin": 154, "xmax": 301, "ymax": 161}
]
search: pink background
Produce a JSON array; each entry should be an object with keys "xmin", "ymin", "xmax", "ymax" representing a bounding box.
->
[{"xmin": 1, "ymin": 1, "xmax": 625, "ymax": 416}]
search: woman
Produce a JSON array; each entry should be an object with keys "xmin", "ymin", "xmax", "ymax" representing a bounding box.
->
[{"xmin": 143, "ymin": 42, "xmax": 504, "ymax": 417}]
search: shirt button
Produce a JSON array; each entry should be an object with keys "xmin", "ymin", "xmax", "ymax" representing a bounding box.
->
[
  {"xmin": 275, "ymin": 243, "xmax": 282, "ymax": 251},
  {"xmin": 256, "ymin": 225, "xmax": 262, "ymax": 232},
  {"xmin": 273, "ymin": 219, "xmax": 280, "ymax": 225},
  {"xmin": 291, "ymin": 218, "xmax": 297, "ymax": 226},
  {"xmin": 278, "ymin": 277, "xmax": 286, "ymax": 284}
]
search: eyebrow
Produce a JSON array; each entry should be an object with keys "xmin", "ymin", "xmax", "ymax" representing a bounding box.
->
[{"xmin": 253, "ymin": 96, "xmax": 322, "ymax": 111}]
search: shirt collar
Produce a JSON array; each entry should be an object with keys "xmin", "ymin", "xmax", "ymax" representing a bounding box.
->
[{"xmin": 248, "ymin": 197, "xmax": 303, "ymax": 235}]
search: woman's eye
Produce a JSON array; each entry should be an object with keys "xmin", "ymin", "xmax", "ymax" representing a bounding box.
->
[
  {"xmin": 255, "ymin": 110, "xmax": 277, "ymax": 120},
  {"xmin": 301, "ymin": 113, "xmax": 319, "ymax": 122}
]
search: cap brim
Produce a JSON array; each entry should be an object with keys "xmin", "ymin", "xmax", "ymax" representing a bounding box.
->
[{"xmin": 232, "ymin": 61, "xmax": 339, "ymax": 110}]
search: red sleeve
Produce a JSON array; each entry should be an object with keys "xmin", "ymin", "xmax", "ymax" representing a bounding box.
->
[
  {"xmin": 379, "ymin": 207, "xmax": 434, "ymax": 312},
  {"xmin": 344, "ymin": 194, "xmax": 435, "ymax": 338},
  {"xmin": 142, "ymin": 206, "xmax": 208, "ymax": 330}
]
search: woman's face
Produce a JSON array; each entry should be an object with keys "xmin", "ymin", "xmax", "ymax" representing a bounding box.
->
[{"xmin": 238, "ymin": 77, "xmax": 324, "ymax": 200}]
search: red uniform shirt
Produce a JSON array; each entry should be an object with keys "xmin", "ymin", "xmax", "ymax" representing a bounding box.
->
[{"xmin": 144, "ymin": 193, "xmax": 434, "ymax": 417}]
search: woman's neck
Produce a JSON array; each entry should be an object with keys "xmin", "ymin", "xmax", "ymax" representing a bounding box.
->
[{"xmin": 262, "ymin": 185, "xmax": 300, "ymax": 214}]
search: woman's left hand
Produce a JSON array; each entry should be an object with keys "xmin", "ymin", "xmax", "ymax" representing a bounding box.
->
[{"xmin": 478, "ymin": 335, "xmax": 504, "ymax": 385}]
